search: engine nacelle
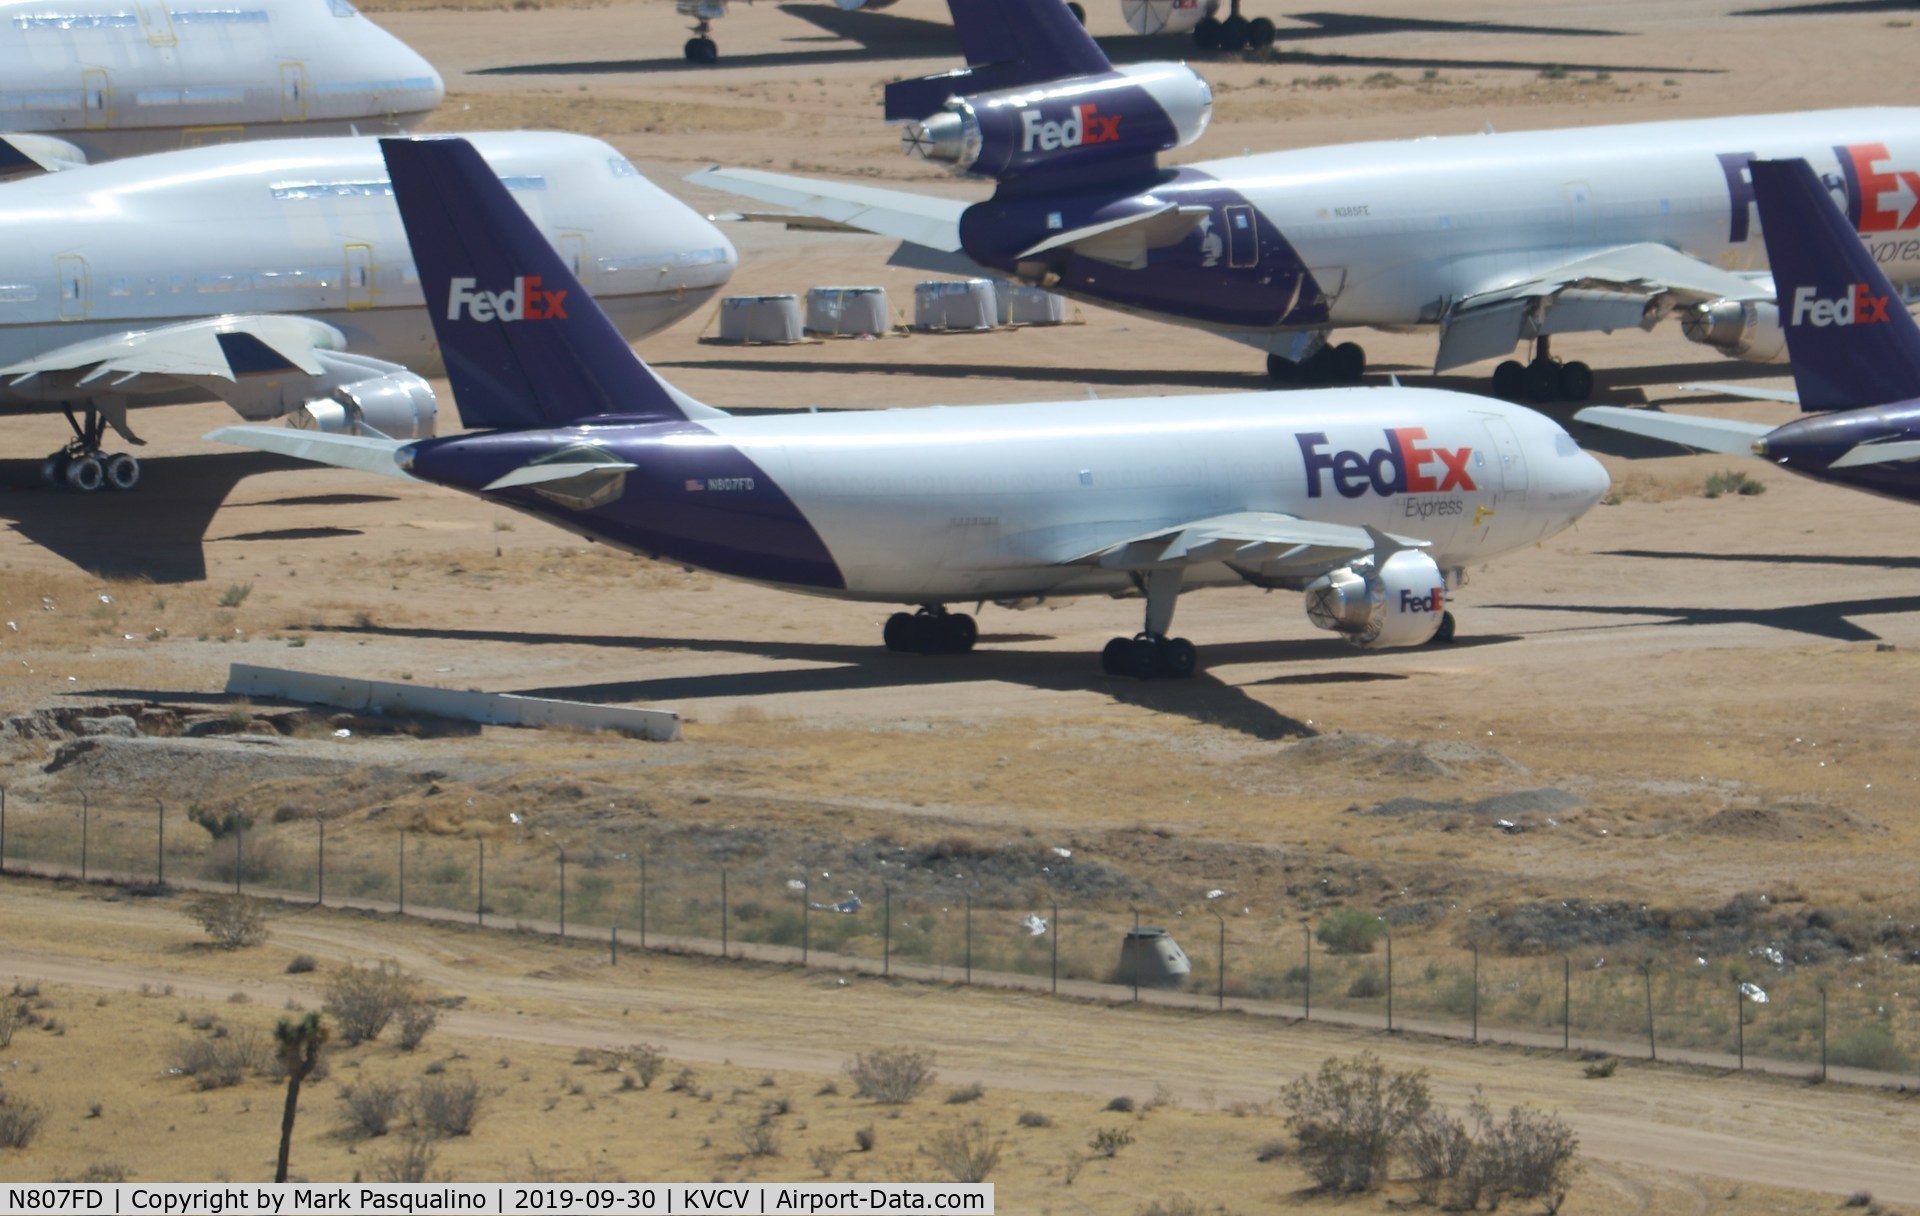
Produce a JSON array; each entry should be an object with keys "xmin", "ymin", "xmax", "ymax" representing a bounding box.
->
[
  {"xmin": 1680, "ymin": 299, "xmax": 1789, "ymax": 364},
  {"xmin": 291, "ymin": 370, "xmax": 437, "ymax": 440},
  {"xmin": 1303, "ymin": 549, "xmax": 1447, "ymax": 650},
  {"xmin": 902, "ymin": 62, "xmax": 1211, "ymax": 181},
  {"xmin": 1121, "ymin": 0, "xmax": 1221, "ymax": 35}
]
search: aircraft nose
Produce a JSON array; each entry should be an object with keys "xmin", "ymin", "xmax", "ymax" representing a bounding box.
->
[{"xmin": 1572, "ymin": 447, "xmax": 1610, "ymax": 511}]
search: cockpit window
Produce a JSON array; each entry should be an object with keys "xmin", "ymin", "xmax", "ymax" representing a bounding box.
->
[
  {"xmin": 608, "ymin": 156, "xmax": 639, "ymax": 179},
  {"xmin": 326, "ymin": 0, "xmax": 357, "ymax": 14}
]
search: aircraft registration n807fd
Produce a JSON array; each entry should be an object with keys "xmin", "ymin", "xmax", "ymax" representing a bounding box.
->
[
  {"xmin": 213, "ymin": 137, "xmax": 1609, "ymax": 680},
  {"xmin": 0, "ymin": 131, "xmax": 736, "ymax": 494},
  {"xmin": 693, "ymin": 0, "xmax": 1920, "ymax": 403}
]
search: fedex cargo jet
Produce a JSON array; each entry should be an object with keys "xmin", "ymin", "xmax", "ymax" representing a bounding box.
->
[
  {"xmin": 0, "ymin": 0, "xmax": 443, "ymax": 172},
  {"xmin": 694, "ymin": 0, "xmax": 1920, "ymax": 402},
  {"xmin": 213, "ymin": 137, "xmax": 1608, "ymax": 679},
  {"xmin": 1579, "ymin": 159, "xmax": 1920, "ymax": 506}
]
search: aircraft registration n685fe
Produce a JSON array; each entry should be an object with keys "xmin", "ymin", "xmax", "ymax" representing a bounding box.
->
[
  {"xmin": 0, "ymin": 131, "xmax": 736, "ymax": 494},
  {"xmin": 693, "ymin": 0, "xmax": 1920, "ymax": 402},
  {"xmin": 213, "ymin": 137, "xmax": 1609, "ymax": 680},
  {"xmin": 0, "ymin": 0, "xmax": 443, "ymax": 172}
]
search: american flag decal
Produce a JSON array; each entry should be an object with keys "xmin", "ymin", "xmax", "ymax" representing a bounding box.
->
[{"xmin": 685, "ymin": 479, "xmax": 704, "ymax": 491}]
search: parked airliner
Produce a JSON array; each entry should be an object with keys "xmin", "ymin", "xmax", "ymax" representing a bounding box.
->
[
  {"xmin": 0, "ymin": 0, "xmax": 443, "ymax": 171},
  {"xmin": 1579, "ymin": 159, "xmax": 1920, "ymax": 506},
  {"xmin": 1, "ymin": 131, "xmax": 735, "ymax": 493},
  {"xmin": 694, "ymin": 0, "xmax": 1920, "ymax": 400},
  {"xmin": 213, "ymin": 137, "xmax": 1608, "ymax": 679}
]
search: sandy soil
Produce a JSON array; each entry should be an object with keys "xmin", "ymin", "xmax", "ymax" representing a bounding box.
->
[{"xmin": 3, "ymin": 0, "xmax": 1920, "ymax": 1205}]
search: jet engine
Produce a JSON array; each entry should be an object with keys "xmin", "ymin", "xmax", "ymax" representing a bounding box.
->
[
  {"xmin": 290, "ymin": 368, "xmax": 437, "ymax": 440},
  {"xmin": 1680, "ymin": 298, "xmax": 1789, "ymax": 364},
  {"xmin": 1302, "ymin": 549, "xmax": 1447, "ymax": 649},
  {"xmin": 1121, "ymin": 0, "xmax": 1220, "ymax": 35},
  {"xmin": 901, "ymin": 62, "xmax": 1211, "ymax": 182}
]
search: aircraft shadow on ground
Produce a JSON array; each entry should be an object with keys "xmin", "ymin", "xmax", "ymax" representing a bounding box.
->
[
  {"xmin": 477, "ymin": 3, "xmax": 1706, "ymax": 77},
  {"xmin": 0, "ymin": 451, "xmax": 303, "ymax": 583},
  {"xmin": 1734, "ymin": 0, "xmax": 1920, "ymax": 13},
  {"xmin": 293, "ymin": 622, "xmax": 1513, "ymax": 740},
  {"xmin": 1490, "ymin": 593, "xmax": 1920, "ymax": 642},
  {"xmin": 1602, "ymin": 549, "xmax": 1920, "ymax": 572}
]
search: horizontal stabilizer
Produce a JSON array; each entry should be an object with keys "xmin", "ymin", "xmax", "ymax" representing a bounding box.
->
[
  {"xmin": 1830, "ymin": 439, "xmax": 1920, "ymax": 469},
  {"xmin": 483, "ymin": 460, "xmax": 637, "ymax": 491},
  {"xmin": 1017, "ymin": 205, "xmax": 1210, "ymax": 271},
  {"xmin": 687, "ymin": 167, "xmax": 968, "ymax": 253},
  {"xmin": 1574, "ymin": 406, "xmax": 1771, "ymax": 457},
  {"xmin": 205, "ymin": 425, "xmax": 415, "ymax": 481},
  {"xmin": 1677, "ymin": 382, "xmax": 1803, "ymax": 405}
]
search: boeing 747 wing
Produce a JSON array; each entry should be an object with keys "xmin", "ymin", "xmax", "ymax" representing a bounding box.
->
[
  {"xmin": 694, "ymin": 0, "xmax": 1920, "ymax": 402},
  {"xmin": 214, "ymin": 136, "xmax": 1608, "ymax": 679}
]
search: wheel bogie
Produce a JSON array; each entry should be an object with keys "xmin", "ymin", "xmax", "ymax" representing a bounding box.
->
[
  {"xmin": 1102, "ymin": 634, "xmax": 1201, "ymax": 680},
  {"xmin": 64, "ymin": 454, "xmax": 104, "ymax": 493},
  {"xmin": 103, "ymin": 452, "xmax": 140, "ymax": 491}
]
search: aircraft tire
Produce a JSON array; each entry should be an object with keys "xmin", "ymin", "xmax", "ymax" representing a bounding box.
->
[
  {"xmin": 1067, "ymin": 1, "xmax": 1086, "ymax": 22},
  {"xmin": 1524, "ymin": 358, "xmax": 1559, "ymax": 404},
  {"xmin": 1161, "ymin": 637, "xmax": 1199, "ymax": 678},
  {"xmin": 1248, "ymin": 16, "xmax": 1276, "ymax": 47},
  {"xmin": 1265, "ymin": 353, "xmax": 1299, "ymax": 383},
  {"xmin": 684, "ymin": 36, "xmax": 718, "ymax": 64},
  {"xmin": 41, "ymin": 452, "xmax": 69, "ymax": 487},
  {"xmin": 1126, "ymin": 637, "xmax": 1162, "ymax": 680},
  {"xmin": 1331, "ymin": 341, "xmax": 1366, "ymax": 383},
  {"xmin": 1101, "ymin": 636, "xmax": 1131, "ymax": 676},
  {"xmin": 1300, "ymin": 345, "xmax": 1336, "ymax": 385},
  {"xmin": 1430, "ymin": 611, "xmax": 1456, "ymax": 645},
  {"xmin": 64, "ymin": 455, "xmax": 104, "ymax": 493},
  {"xmin": 883, "ymin": 612, "xmax": 915, "ymax": 652},
  {"xmin": 104, "ymin": 453, "xmax": 140, "ymax": 492},
  {"xmin": 943, "ymin": 613, "xmax": 978, "ymax": 654},
  {"xmin": 1219, "ymin": 14, "xmax": 1249, "ymax": 50},
  {"xmin": 1558, "ymin": 360, "xmax": 1594, "ymax": 402},
  {"xmin": 1492, "ymin": 360, "xmax": 1526, "ymax": 399},
  {"xmin": 1193, "ymin": 17, "xmax": 1222, "ymax": 50}
]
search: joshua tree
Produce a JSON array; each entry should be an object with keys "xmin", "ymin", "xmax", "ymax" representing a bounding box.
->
[{"xmin": 274, "ymin": 1013, "xmax": 329, "ymax": 1182}]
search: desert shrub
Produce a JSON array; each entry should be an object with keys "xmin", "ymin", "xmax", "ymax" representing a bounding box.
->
[
  {"xmin": 1582, "ymin": 1057, "xmax": 1619, "ymax": 1079},
  {"xmin": 853, "ymin": 1125, "xmax": 875, "ymax": 1152},
  {"xmin": 1136, "ymin": 1200, "xmax": 1208, "ymax": 1216},
  {"xmin": 1463, "ymin": 1099, "xmax": 1580, "ymax": 1210},
  {"xmin": 808, "ymin": 1146, "xmax": 845, "ymax": 1177},
  {"xmin": 170, "ymin": 1030, "xmax": 269, "ymax": 1090},
  {"xmin": 946, "ymin": 1081, "xmax": 986, "ymax": 1105},
  {"xmin": 1704, "ymin": 469, "xmax": 1765, "ymax": 498},
  {"xmin": 1016, "ymin": 1110, "xmax": 1053, "ymax": 1129},
  {"xmin": 185, "ymin": 894, "xmax": 269, "ymax": 949},
  {"xmin": 286, "ymin": 955, "xmax": 318, "ymax": 975},
  {"xmin": 188, "ymin": 805, "xmax": 254, "ymax": 840},
  {"xmin": 373, "ymin": 1130, "xmax": 439, "ymax": 1182},
  {"xmin": 1280, "ymin": 1053, "xmax": 1430, "ymax": 1192},
  {"xmin": 324, "ymin": 963, "xmax": 419, "ymax": 1045},
  {"xmin": 1405, "ymin": 1108, "xmax": 1472, "ymax": 1205},
  {"xmin": 668, "ymin": 1066, "xmax": 698, "ymax": 1094},
  {"xmin": 1316, "ymin": 908, "xmax": 1385, "ymax": 955},
  {"xmin": 1104, "ymin": 1095, "xmax": 1135, "ymax": 1113},
  {"xmin": 415, "ymin": 1075, "xmax": 485, "ymax": 1136},
  {"xmin": 0, "ymin": 1093, "xmax": 46, "ymax": 1148},
  {"xmin": 736, "ymin": 1118, "xmax": 780, "ymax": 1158},
  {"xmin": 338, "ymin": 1080, "xmax": 404, "ymax": 1138},
  {"xmin": 1829, "ymin": 1022, "xmax": 1911, "ymax": 1072},
  {"xmin": 1346, "ymin": 968, "xmax": 1385, "ymax": 999},
  {"xmin": 1089, "ymin": 1127, "xmax": 1134, "ymax": 1158},
  {"xmin": 623, "ymin": 1043, "xmax": 666, "ymax": 1089},
  {"xmin": 845, "ymin": 1047, "xmax": 935, "ymax": 1104},
  {"xmin": 396, "ymin": 1003, "xmax": 439, "ymax": 1052},
  {"xmin": 0, "ymin": 1000, "xmax": 25, "ymax": 1049},
  {"xmin": 921, "ymin": 1120, "xmax": 1002, "ymax": 1183}
]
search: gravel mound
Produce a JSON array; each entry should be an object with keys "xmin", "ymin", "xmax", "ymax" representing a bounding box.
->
[{"xmin": 1278, "ymin": 732, "xmax": 1528, "ymax": 780}]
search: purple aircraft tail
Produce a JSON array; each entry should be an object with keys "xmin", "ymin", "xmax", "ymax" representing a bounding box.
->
[
  {"xmin": 378, "ymin": 136, "xmax": 689, "ymax": 431},
  {"xmin": 1751, "ymin": 157, "xmax": 1920, "ymax": 411},
  {"xmin": 884, "ymin": 0, "xmax": 1112, "ymax": 122}
]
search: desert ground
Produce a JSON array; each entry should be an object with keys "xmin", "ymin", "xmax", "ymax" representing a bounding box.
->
[{"xmin": 3, "ymin": 0, "xmax": 1920, "ymax": 1209}]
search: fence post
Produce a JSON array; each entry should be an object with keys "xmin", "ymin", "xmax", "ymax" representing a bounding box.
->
[
  {"xmin": 1471, "ymin": 945, "xmax": 1479, "ymax": 1043},
  {"xmin": 558, "ymin": 848, "xmax": 567, "ymax": 937},
  {"xmin": 720, "ymin": 867, "xmax": 728, "ymax": 960},
  {"xmin": 398, "ymin": 828, "xmax": 406, "ymax": 916},
  {"xmin": 317, "ymin": 821, "xmax": 325, "ymax": 907},
  {"xmin": 1736, "ymin": 981, "xmax": 1745, "ymax": 1070},
  {"xmin": 1, "ymin": 785, "xmax": 6, "ymax": 874},
  {"xmin": 964, "ymin": 894, "xmax": 972, "ymax": 985},
  {"xmin": 80, "ymin": 791, "xmax": 89, "ymax": 881},
  {"xmin": 1820, "ymin": 985, "xmax": 1828, "ymax": 1082},
  {"xmin": 1050, "ymin": 900, "xmax": 1059, "ymax": 994},
  {"xmin": 1211, "ymin": 909, "xmax": 1225, "ymax": 1012},
  {"xmin": 1304, "ymin": 922, "xmax": 1312, "ymax": 1022},
  {"xmin": 476, "ymin": 839, "xmax": 485, "ymax": 927},
  {"xmin": 639, "ymin": 854, "xmax": 647, "ymax": 949},
  {"xmin": 801, "ymin": 879, "xmax": 810, "ymax": 967},
  {"xmin": 883, "ymin": 883, "xmax": 891, "ymax": 977},
  {"xmin": 1130, "ymin": 908, "xmax": 1141, "ymax": 1004},
  {"xmin": 610, "ymin": 925, "xmax": 617, "ymax": 966},
  {"xmin": 1383, "ymin": 921, "xmax": 1393, "ymax": 1032},
  {"xmin": 155, "ymin": 798, "xmax": 165, "ymax": 887},
  {"xmin": 1642, "ymin": 962, "xmax": 1657, "ymax": 1062},
  {"xmin": 232, "ymin": 824, "xmax": 240, "ymax": 894},
  {"xmin": 1564, "ymin": 956, "xmax": 1572, "ymax": 1051}
]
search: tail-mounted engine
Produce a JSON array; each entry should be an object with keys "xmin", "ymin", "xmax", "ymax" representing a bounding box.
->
[
  {"xmin": 1680, "ymin": 298, "xmax": 1789, "ymax": 364},
  {"xmin": 900, "ymin": 62, "xmax": 1211, "ymax": 182},
  {"xmin": 1303, "ymin": 549, "xmax": 1447, "ymax": 649}
]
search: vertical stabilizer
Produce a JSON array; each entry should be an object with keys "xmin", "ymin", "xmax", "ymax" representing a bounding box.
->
[
  {"xmin": 379, "ymin": 136, "xmax": 695, "ymax": 430},
  {"xmin": 1752, "ymin": 157, "xmax": 1920, "ymax": 410},
  {"xmin": 884, "ymin": 0, "xmax": 1113, "ymax": 121}
]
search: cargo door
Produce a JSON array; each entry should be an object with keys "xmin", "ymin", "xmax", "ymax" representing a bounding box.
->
[
  {"xmin": 345, "ymin": 244, "xmax": 375, "ymax": 311},
  {"xmin": 281, "ymin": 62, "xmax": 309, "ymax": 121},
  {"xmin": 82, "ymin": 69, "xmax": 111, "ymax": 130},
  {"xmin": 56, "ymin": 255, "xmax": 89, "ymax": 321}
]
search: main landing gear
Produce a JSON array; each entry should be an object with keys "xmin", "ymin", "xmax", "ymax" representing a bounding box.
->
[
  {"xmin": 1267, "ymin": 341, "xmax": 1366, "ymax": 386},
  {"xmin": 682, "ymin": 11, "xmax": 717, "ymax": 63},
  {"xmin": 1099, "ymin": 568, "xmax": 1198, "ymax": 681},
  {"xmin": 1193, "ymin": 0, "xmax": 1277, "ymax": 52},
  {"xmin": 883, "ymin": 605, "xmax": 977, "ymax": 655},
  {"xmin": 41, "ymin": 403, "xmax": 140, "ymax": 494},
  {"xmin": 1491, "ymin": 337, "xmax": 1592, "ymax": 404}
]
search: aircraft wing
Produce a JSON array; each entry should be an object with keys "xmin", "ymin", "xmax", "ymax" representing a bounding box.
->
[
  {"xmin": 687, "ymin": 167, "xmax": 969, "ymax": 253},
  {"xmin": 1574, "ymin": 406, "xmax": 1772, "ymax": 456},
  {"xmin": 1066, "ymin": 512, "xmax": 1427, "ymax": 572},
  {"xmin": 1436, "ymin": 243, "xmax": 1772, "ymax": 372},
  {"xmin": 1677, "ymin": 381, "xmax": 1803, "ymax": 405},
  {"xmin": 204, "ymin": 425, "xmax": 416, "ymax": 481},
  {"xmin": 3, "ymin": 315, "xmax": 343, "ymax": 383}
]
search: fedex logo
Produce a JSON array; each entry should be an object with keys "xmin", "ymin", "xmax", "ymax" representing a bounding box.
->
[
  {"xmin": 1838, "ymin": 143, "xmax": 1920, "ymax": 233},
  {"xmin": 1019, "ymin": 103, "xmax": 1122, "ymax": 153},
  {"xmin": 1298, "ymin": 428, "xmax": 1477, "ymax": 499},
  {"xmin": 1789, "ymin": 282, "xmax": 1891, "ymax": 328},
  {"xmin": 446, "ymin": 275, "xmax": 568, "ymax": 323},
  {"xmin": 1399, "ymin": 586, "xmax": 1445, "ymax": 614}
]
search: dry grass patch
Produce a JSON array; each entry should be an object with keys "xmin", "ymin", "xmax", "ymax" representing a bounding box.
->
[{"xmin": 420, "ymin": 93, "xmax": 781, "ymax": 139}]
